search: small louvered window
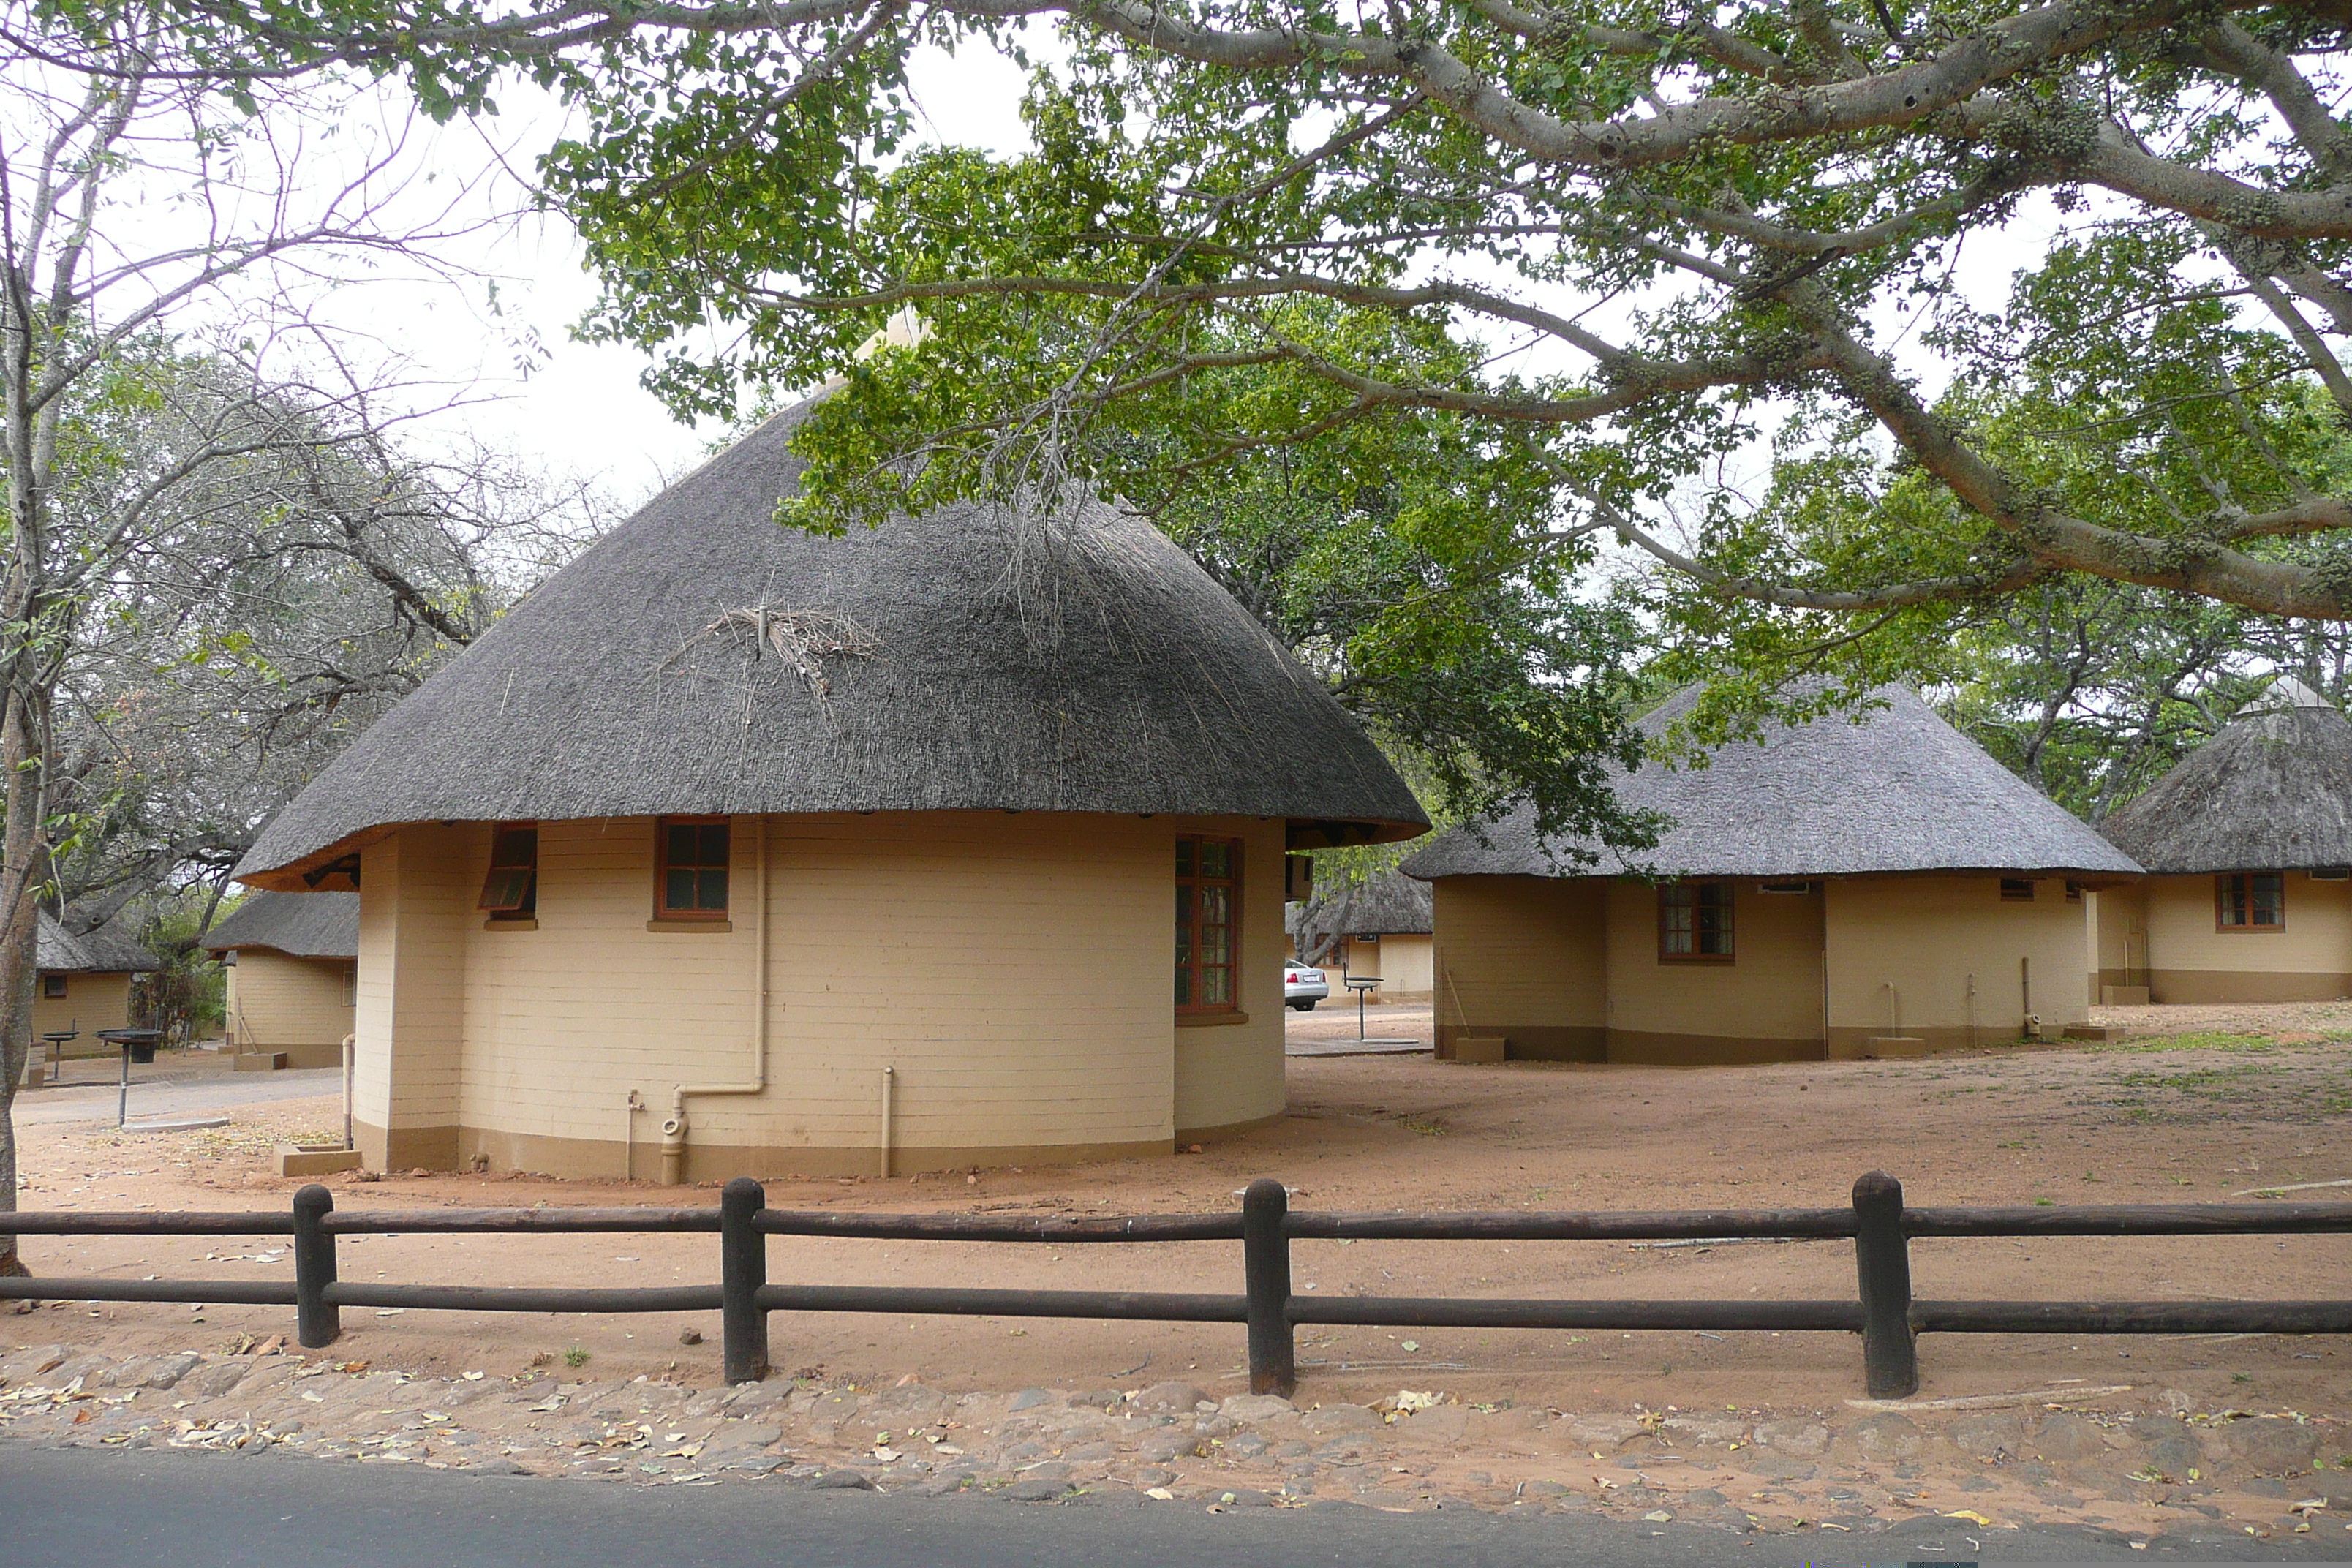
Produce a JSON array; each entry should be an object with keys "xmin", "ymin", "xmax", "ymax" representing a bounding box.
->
[{"xmin": 478, "ymin": 825, "xmax": 538, "ymax": 917}]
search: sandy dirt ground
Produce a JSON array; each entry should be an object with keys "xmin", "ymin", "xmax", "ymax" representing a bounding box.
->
[{"xmin": 4, "ymin": 1004, "xmax": 2349, "ymax": 1542}]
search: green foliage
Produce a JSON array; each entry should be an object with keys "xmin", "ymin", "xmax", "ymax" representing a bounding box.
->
[
  {"xmin": 110, "ymin": 0, "xmax": 2352, "ymax": 839},
  {"xmin": 128, "ymin": 889, "xmax": 230, "ymax": 1041}
]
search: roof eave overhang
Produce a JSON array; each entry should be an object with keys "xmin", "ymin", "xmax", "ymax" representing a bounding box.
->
[{"xmin": 1285, "ymin": 817, "xmax": 1431, "ymax": 851}]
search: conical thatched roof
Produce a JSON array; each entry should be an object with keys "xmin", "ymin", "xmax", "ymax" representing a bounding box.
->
[
  {"xmin": 2101, "ymin": 684, "xmax": 2352, "ymax": 874},
  {"xmin": 235, "ymin": 400, "xmax": 1425, "ymax": 889},
  {"xmin": 1403, "ymin": 684, "xmax": 2140, "ymax": 881},
  {"xmin": 202, "ymin": 891, "xmax": 358, "ymax": 960},
  {"xmin": 1286, "ymin": 869, "xmax": 1433, "ymax": 946},
  {"xmin": 37, "ymin": 911, "xmax": 159, "ymax": 973}
]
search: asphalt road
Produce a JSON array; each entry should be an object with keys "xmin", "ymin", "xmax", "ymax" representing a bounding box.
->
[
  {"xmin": 11, "ymin": 1066, "xmax": 342, "ymax": 1126},
  {"xmin": 1, "ymin": 1447, "xmax": 2343, "ymax": 1567}
]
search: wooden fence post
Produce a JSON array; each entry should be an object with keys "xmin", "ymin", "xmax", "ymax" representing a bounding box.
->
[
  {"xmin": 1243, "ymin": 1177, "xmax": 1295, "ymax": 1397},
  {"xmin": 1852, "ymin": 1169, "xmax": 1917, "ymax": 1398},
  {"xmin": 292, "ymin": 1183, "xmax": 340, "ymax": 1349},
  {"xmin": 721, "ymin": 1177, "xmax": 769, "ymax": 1384}
]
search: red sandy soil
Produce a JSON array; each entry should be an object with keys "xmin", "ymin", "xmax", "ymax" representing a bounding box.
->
[{"xmin": 7, "ymin": 1005, "xmax": 2348, "ymax": 1428}]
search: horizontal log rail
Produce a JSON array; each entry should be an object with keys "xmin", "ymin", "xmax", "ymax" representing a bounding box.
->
[{"xmin": 0, "ymin": 1173, "xmax": 2343, "ymax": 1399}]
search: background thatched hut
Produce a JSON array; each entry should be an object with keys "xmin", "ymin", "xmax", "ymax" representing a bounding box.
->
[
  {"xmin": 231, "ymin": 399, "xmax": 1424, "ymax": 1179},
  {"xmin": 203, "ymin": 891, "xmax": 358, "ymax": 1068},
  {"xmin": 1403, "ymin": 686, "xmax": 2141, "ymax": 1064},
  {"xmin": 2097, "ymin": 678, "xmax": 2352, "ymax": 1003},
  {"xmin": 1286, "ymin": 869, "xmax": 1435, "ymax": 1002},
  {"xmin": 32, "ymin": 912, "xmax": 160, "ymax": 1061}
]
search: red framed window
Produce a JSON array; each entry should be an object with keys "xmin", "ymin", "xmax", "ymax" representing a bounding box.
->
[
  {"xmin": 657, "ymin": 818, "xmax": 731, "ymax": 919},
  {"xmin": 1659, "ymin": 881, "xmax": 1734, "ymax": 962},
  {"xmin": 1176, "ymin": 836, "xmax": 1241, "ymax": 1011},
  {"xmin": 2216, "ymin": 872, "xmax": 2284, "ymax": 931}
]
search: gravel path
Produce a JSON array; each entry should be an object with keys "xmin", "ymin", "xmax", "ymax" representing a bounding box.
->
[{"xmin": 1, "ymin": 1341, "xmax": 2342, "ymax": 1549}]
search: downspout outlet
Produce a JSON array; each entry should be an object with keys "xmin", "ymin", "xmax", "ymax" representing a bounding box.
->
[{"xmin": 660, "ymin": 1101, "xmax": 689, "ymax": 1186}]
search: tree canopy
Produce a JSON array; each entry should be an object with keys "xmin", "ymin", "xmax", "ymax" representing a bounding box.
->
[{"xmin": 114, "ymin": 0, "xmax": 2352, "ymax": 817}]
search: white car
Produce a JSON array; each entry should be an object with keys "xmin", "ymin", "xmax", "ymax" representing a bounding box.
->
[{"xmin": 1284, "ymin": 962, "xmax": 1329, "ymax": 1010}]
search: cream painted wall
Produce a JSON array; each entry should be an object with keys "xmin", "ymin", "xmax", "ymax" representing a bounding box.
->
[
  {"xmin": 1604, "ymin": 879, "xmax": 1824, "ymax": 1048},
  {"xmin": 2141, "ymin": 872, "xmax": 2352, "ymax": 999},
  {"xmin": 1339, "ymin": 932, "xmax": 1431, "ymax": 1000},
  {"xmin": 2146, "ymin": 871, "xmax": 2352, "ymax": 971},
  {"xmin": 227, "ymin": 950, "xmax": 354, "ymax": 1049},
  {"xmin": 1431, "ymin": 877, "xmax": 1605, "ymax": 1055},
  {"xmin": 33, "ymin": 971, "xmax": 132, "ymax": 1050},
  {"xmin": 355, "ymin": 826, "xmax": 471, "ymax": 1169},
  {"xmin": 1824, "ymin": 875, "xmax": 2089, "ymax": 1048},
  {"xmin": 2086, "ymin": 886, "xmax": 2150, "ymax": 996},
  {"xmin": 339, "ymin": 811, "xmax": 1286, "ymax": 1176}
]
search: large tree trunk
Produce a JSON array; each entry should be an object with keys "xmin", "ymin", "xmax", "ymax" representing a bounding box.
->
[{"xmin": 0, "ymin": 679, "xmax": 45, "ymax": 1278}]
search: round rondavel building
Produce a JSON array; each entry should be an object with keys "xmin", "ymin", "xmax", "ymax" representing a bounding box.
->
[{"xmin": 233, "ymin": 402, "xmax": 1425, "ymax": 1180}]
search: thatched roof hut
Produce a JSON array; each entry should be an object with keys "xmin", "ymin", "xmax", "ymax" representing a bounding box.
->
[
  {"xmin": 1286, "ymin": 868, "xmax": 1433, "ymax": 945},
  {"xmin": 1403, "ymin": 684, "xmax": 2138, "ymax": 881},
  {"xmin": 230, "ymin": 393, "xmax": 1425, "ymax": 1179},
  {"xmin": 2101, "ymin": 679, "xmax": 2352, "ymax": 874},
  {"xmin": 33, "ymin": 911, "xmax": 160, "ymax": 1052},
  {"xmin": 1286, "ymin": 868, "xmax": 1436, "ymax": 1000},
  {"xmin": 202, "ymin": 891, "xmax": 359, "ymax": 960},
  {"xmin": 1403, "ymin": 685, "xmax": 2133, "ymax": 1067},
  {"xmin": 37, "ymin": 911, "xmax": 159, "ymax": 974},
  {"xmin": 202, "ymin": 892, "xmax": 358, "ymax": 1066},
  {"xmin": 237, "ymin": 399, "xmax": 1422, "ymax": 891},
  {"xmin": 2090, "ymin": 679, "xmax": 2352, "ymax": 1006}
]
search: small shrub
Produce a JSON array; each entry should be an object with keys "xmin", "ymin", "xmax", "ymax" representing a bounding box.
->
[{"xmin": 562, "ymin": 1346, "xmax": 590, "ymax": 1369}]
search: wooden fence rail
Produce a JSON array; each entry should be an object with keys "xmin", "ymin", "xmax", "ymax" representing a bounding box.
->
[{"xmin": 0, "ymin": 1170, "xmax": 2345, "ymax": 1399}]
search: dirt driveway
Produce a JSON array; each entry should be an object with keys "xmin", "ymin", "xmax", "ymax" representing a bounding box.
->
[{"xmin": 4, "ymin": 1005, "xmax": 2349, "ymax": 1542}]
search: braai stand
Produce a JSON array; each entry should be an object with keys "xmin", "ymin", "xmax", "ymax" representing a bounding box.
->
[{"xmin": 97, "ymin": 1028, "xmax": 161, "ymax": 1128}]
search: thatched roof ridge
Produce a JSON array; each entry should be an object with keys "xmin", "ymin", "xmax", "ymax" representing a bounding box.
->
[
  {"xmin": 38, "ymin": 911, "xmax": 159, "ymax": 974},
  {"xmin": 2100, "ymin": 695, "xmax": 2352, "ymax": 874},
  {"xmin": 235, "ymin": 399, "xmax": 1425, "ymax": 888},
  {"xmin": 1286, "ymin": 868, "xmax": 1433, "ymax": 942},
  {"xmin": 1402, "ymin": 684, "xmax": 2141, "ymax": 881},
  {"xmin": 203, "ymin": 891, "xmax": 359, "ymax": 960}
]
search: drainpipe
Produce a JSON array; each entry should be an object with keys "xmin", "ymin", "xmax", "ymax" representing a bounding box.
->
[
  {"xmin": 878, "ymin": 1066, "xmax": 894, "ymax": 1179},
  {"xmin": 341, "ymin": 1034, "xmax": 355, "ymax": 1152},
  {"xmin": 665, "ymin": 819, "xmax": 770, "ymax": 1184}
]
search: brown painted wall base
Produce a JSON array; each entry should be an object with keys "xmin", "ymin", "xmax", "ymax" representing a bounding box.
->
[
  {"xmin": 251, "ymin": 1041, "xmax": 345, "ymax": 1071},
  {"xmin": 1175, "ymin": 1109, "xmax": 1286, "ymax": 1145},
  {"xmin": 1435, "ymin": 1024, "xmax": 1605, "ymax": 1063},
  {"xmin": 351, "ymin": 1120, "xmax": 1186, "ymax": 1180},
  {"xmin": 1605, "ymin": 1030, "xmax": 1825, "ymax": 1066},
  {"xmin": 2149, "ymin": 970, "xmax": 2352, "ymax": 1005},
  {"xmin": 353, "ymin": 1121, "xmax": 461, "ymax": 1174}
]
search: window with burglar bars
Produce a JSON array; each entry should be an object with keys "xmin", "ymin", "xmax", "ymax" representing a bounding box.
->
[
  {"xmin": 2216, "ymin": 872, "xmax": 2285, "ymax": 931},
  {"xmin": 478, "ymin": 824, "xmax": 539, "ymax": 919},
  {"xmin": 658, "ymin": 818, "xmax": 731, "ymax": 919},
  {"xmin": 1658, "ymin": 881, "xmax": 1734, "ymax": 962},
  {"xmin": 1176, "ymin": 835, "xmax": 1241, "ymax": 1012}
]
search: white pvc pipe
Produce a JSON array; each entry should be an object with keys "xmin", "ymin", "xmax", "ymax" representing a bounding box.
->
[
  {"xmin": 668, "ymin": 818, "xmax": 771, "ymax": 1179},
  {"xmin": 341, "ymin": 1034, "xmax": 355, "ymax": 1151},
  {"xmin": 878, "ymin": 1066, "xmax": 894, "ymax": 1179}
]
